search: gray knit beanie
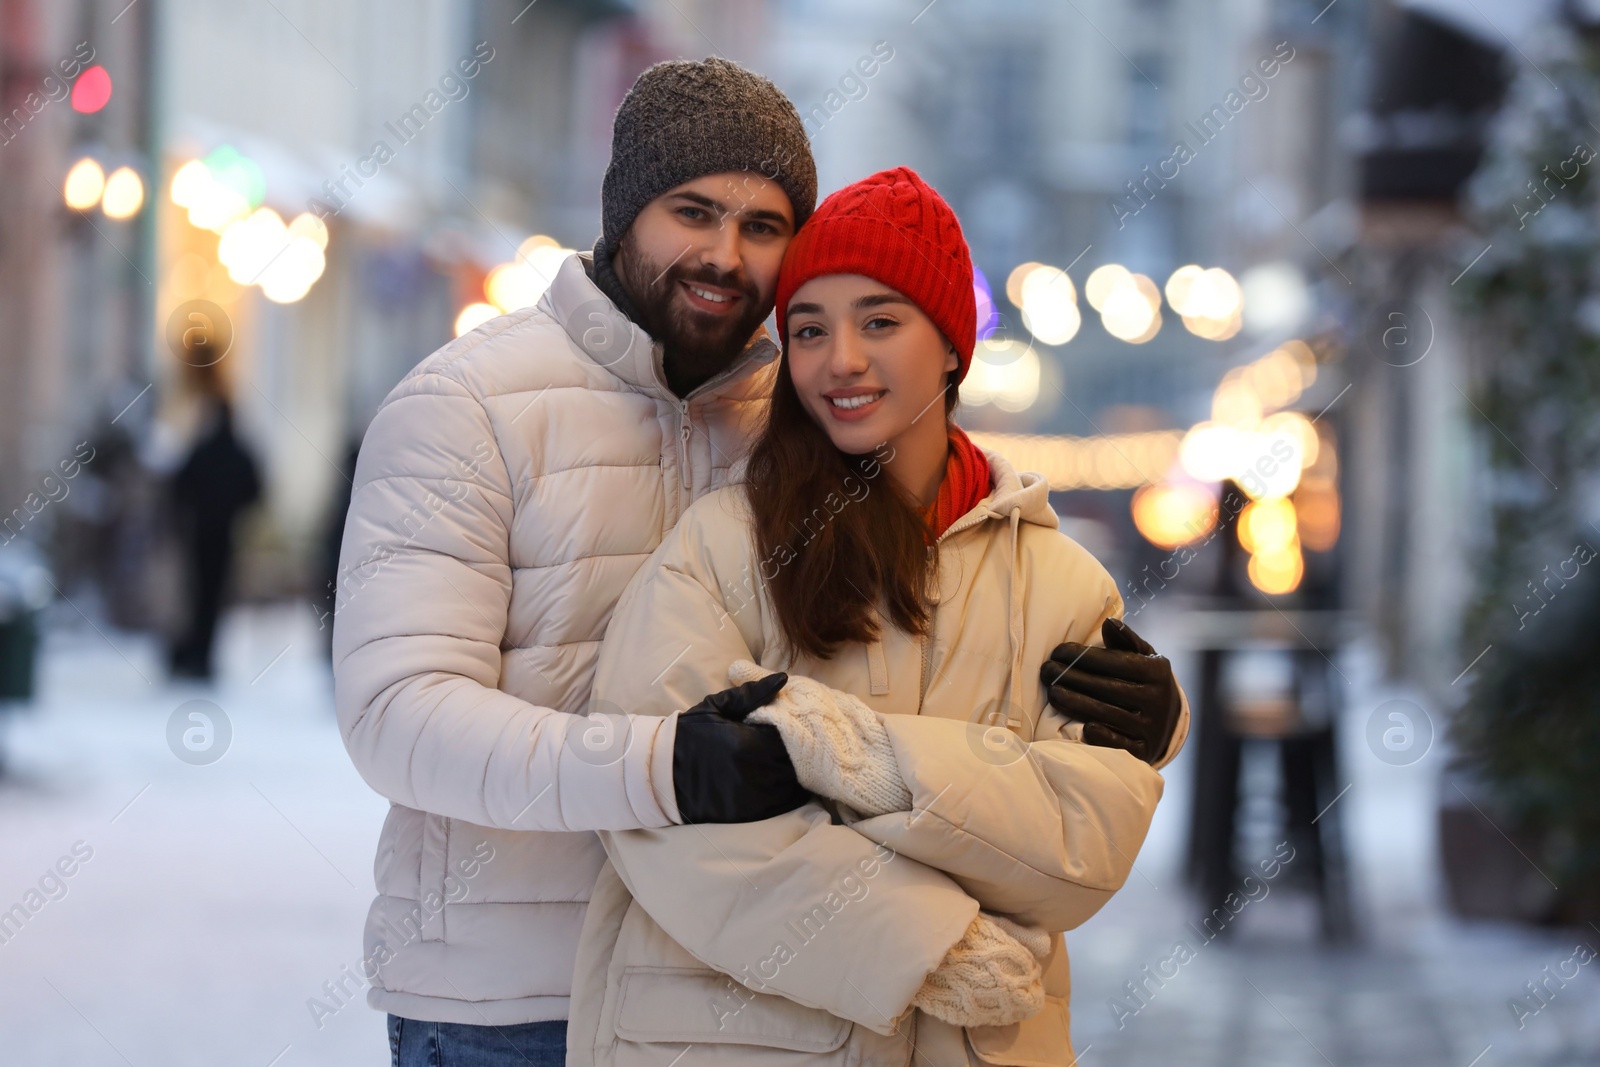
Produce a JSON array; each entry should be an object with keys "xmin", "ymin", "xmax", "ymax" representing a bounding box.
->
[{"xmin": 597, "ymin": 57, "xmax": 817, "ymax": 262}]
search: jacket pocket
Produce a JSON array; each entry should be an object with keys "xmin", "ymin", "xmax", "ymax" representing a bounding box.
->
[
  {"xmin": 418, "ymin": 813, "xmax": 449, "ymax": 941},
  {"xmin": 614, "ymin": 966, "xmax": 851, "ymax": 1053},
  {"xmin": 966, "ymin": 994, "xmax": 1071, "ymax": 1066}
]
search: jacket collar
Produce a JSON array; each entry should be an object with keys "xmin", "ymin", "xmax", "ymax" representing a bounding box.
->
[{"xmin": 544, "ymin": 251, "xmax": 779, "ymax": 403}]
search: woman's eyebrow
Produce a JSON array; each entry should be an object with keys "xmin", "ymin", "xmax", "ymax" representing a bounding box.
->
[
  {"xmin": 853, "ymin": 293, "xmax": 912, "ymax": 309},
  {"xmin": 787, "ymin": 293, "xmax": 910, "ymax": 318}
]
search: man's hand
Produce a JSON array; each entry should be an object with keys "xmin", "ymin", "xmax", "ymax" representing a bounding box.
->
[
  {"xmin": 672, "ymin": 673, "xmax": 813, "ymax": 824},
  {"xmin": 1040, "ymin": 618, "xmax": 1181, "ymax": 765}
]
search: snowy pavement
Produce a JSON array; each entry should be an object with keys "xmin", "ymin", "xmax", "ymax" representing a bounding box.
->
[
  {"xmin": 0, "ymin": 603, "xmax": 1596, "ymax": 1066},
  {"xmin": 0, "ymin": 603, "xmax": 389, "ymax": 1067}
]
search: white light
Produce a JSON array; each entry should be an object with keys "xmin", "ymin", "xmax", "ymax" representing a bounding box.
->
[
  {"xmin": 1019, "ymin": 263, "xmax": 1080, "ymax": 344},
  {"xmin": 1019, "ymin": 265, "xmax": 1076, "ymax": 309},
  {"xmin": 64, "ymin": 157, "xmax": 105, "ymax": 210},
  {"xmin": 1186, "ymin": 267, "xmax": 1243, "ymax": 320},
  {"xmin": 1165, "ymin": 265, "xmax": 1206, "ymax": 315},
  {"xmin": 455, "ymin": 302, "xmax": 499, "ymax": 337},
  {"xmin": 486, "ymin": 263, "xmax": 543, "ymax": 312},
  {"xmin": 1101, "ymin": 283, "xmax": 1156, "ymax": 341},
  {"xmin": 101, "ymin": 166, "xmax": 144, "ymax": 219},
  {"xmin": 169, "ymin": 160, "xmax": 211, "ymax": 208},
  {"xmin": 960, "ymin": 340, "xmax": 1041, "ymax": 411},
  {"xmin": 289, "ymin": 212, "xmax": 329, "ymax": 250},
  {"xmin": 188, "ymin": 182, "xmax": 250, "ymax": 232},
  {"xmin": 1085, "ymin": 264, "xmax": 1133, "ymax": 311},
  {"xmin": 518, "ymin": 234, "xmax": 560, "ymax": 261},
  {"xmin": 1240, "ymin": 262, "xmax": 1310, "ymax": 337},
  {"xmin": 259, "ymin": 237, "xmax": 325, "ymax": 303},
  {"xmin": 485, "ymin": 244, "xmax": 573, "ymax": 313},
  {"xmin": 1021, "ymin": 293, "xmax": 1081, "ymax": 345},
  {"xmin": 218, "ymin": 208, "xmax": 288, "ymax": 285},
  {"xmin": 523, "ymin": 244, "xmax": 573, "ymax": 289},
  {"xmin": 1006, "ymin": 262, "xmax": 1046, "ymax": 306},
  {"xmin": 1179, "ymin": 421, "xmax": 1244, "ymax": 483}
]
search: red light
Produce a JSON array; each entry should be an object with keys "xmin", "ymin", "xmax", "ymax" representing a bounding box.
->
[{"xmin": 71, "ymin": 66, "xmax": 112, "ymax": 114}]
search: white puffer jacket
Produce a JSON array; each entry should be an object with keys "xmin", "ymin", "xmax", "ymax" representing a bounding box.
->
[{"xmin": 331, "ymin": 252, "xmax": 778, "ymax": 1025}]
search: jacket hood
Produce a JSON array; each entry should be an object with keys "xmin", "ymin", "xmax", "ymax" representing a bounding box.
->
[
  {"xmin": 943, "ymin": 447, "xmax": 1058, "ymax": 539},
  {"xmin": 544, "ymin": 252, "xmax": 779, "ymax": 402}
]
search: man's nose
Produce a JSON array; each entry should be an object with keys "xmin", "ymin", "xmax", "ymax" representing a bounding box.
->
[{"xmin": 698, "ymin": 214, "xmax": 744, "ymax": 277}]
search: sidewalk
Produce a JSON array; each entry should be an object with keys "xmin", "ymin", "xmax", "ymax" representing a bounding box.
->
[
  {"xmin": 0, "ymin": 602, "xmax": 389, "ymax": 1066},
  {"xmin": 0, "ymin": 603, "xmax": 1595, "ymax": 1065}
]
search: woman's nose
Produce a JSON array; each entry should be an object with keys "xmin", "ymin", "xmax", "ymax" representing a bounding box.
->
[{"xmin": 828, "ymin": 331, "xmax": 869, "ymax": 377}]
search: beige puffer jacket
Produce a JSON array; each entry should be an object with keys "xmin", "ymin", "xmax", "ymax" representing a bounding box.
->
[
  {"xmin": 331, "ymin": 252, "xmax": 780, "ymax": 1025},
  {"xmin": 571, "ymin": 450, "xmax": 1189, "ymax": 1066}
]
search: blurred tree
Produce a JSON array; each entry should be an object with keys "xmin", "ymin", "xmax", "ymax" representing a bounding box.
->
[{"xmin": 1452, "ymin": 11, "xmax": 1600, "ymax": 919}]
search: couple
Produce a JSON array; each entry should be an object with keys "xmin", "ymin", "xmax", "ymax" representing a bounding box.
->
[{"xmin": 333, "ymin": 57, "xmax": 1188, "ymax": 1067}]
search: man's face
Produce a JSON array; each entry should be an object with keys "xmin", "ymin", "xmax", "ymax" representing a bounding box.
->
[{"xmin": 613, "ymin": 172, "xmax": 795, "ymax": 383}]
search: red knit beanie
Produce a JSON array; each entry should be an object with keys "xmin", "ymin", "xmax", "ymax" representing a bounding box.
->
[{"xmin": 775, "ymin": 167, "xmax": 977, "ymax": 384}]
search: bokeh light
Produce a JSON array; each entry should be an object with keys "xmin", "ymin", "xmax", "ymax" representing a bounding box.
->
[
  {"xmin": 63, "ymin": 157, "xmax": 105, "ymax": 210},
  {"xmin": 455, "ymin": 302, "xmax": 499, "ymax": 337},
  {"xmin": 960, "ymin": 339, "xmax": 1041, "ymax": 411},
  {"xmin": 101, "ymin": 166, "xmax": 145, "ymax": 219},
  {"xmin": 70, "ymin": 65, "xmax": 113, "ymax": 113},
  {"xmin": 1132, "ymin": 481, "xmax": 1219, "ymax": 549}
]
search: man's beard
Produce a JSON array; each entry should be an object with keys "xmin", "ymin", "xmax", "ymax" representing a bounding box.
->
[{"xmin": 613, "ymin": 231, "xmax": 769, "ymax": 392}]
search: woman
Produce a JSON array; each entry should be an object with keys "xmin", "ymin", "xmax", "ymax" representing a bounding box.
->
[{"xmin": 568, "ymin": 167, "xmax": 1186, "ymax": 1066}]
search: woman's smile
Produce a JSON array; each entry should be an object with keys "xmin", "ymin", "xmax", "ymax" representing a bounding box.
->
[{"xmin": 825, "ymin": 387, "xmax": 887, "ymax": 420}]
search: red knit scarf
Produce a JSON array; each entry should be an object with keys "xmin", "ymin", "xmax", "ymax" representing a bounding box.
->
[{"xmin": 923, "ymin": 424, "xmax": 992, "ymax": 541}]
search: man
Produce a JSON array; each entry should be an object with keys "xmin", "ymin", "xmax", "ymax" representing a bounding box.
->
[{"xmin": 333, "ymin": 57, "xmax": 1184, "ymax": 1067}]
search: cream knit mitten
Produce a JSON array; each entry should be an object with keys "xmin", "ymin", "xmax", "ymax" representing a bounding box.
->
[
  {"xmin": 911, "ymin": 912, "xmax": 1052, "ymax": 1028},
  {"xmin": 728, "ymin": 659, "xmax": 913, "ymax": 817}
]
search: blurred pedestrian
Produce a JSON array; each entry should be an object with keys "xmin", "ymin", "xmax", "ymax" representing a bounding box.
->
[{"xmin": 165, "ymin": 356, "xmax": 261, "ymax": 680}]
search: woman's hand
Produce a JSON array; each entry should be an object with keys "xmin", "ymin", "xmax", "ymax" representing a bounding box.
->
[
  {"xmin": 1040, "ymin": 618, "xmax": 1182, "ymax": 765},
  {"xmin": 729, "ymin": 659, "xmax": 913, "ymax": 817},
  {"xmin": 911, "ymin": 911, "xmax": 1052, "ymax": 1027}
]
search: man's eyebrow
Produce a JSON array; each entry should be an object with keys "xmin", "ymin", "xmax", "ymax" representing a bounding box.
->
[{"xmin": 668, "ymin": 191, "xmax": 792, "ymax": 228}]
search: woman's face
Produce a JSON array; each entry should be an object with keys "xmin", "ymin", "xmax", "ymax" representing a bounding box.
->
[{"xmin": 785, "ymin": 274, "xmax": 959, "ymax": 458}]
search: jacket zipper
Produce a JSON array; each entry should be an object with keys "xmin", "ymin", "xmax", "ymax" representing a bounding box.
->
[{"xmin": 676, "ymin": 402, "xmax": 692, "ymax": 516}]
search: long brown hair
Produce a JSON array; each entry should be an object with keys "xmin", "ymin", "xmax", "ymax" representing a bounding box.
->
[{"xmin": 743, "ymin": 357, "xmax": 959, "ymax": 661}]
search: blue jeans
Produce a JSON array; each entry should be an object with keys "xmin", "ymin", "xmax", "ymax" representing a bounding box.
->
[{"xmin": 388, "ymin": 1014, "xmax": 567, "ymax": 1067}]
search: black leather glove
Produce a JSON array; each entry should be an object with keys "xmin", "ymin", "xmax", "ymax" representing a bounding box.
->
[
  {"xmin": 672, "ymin": 672, "xmax": 812, "ymax": 824},
  {"xmin": 1040, "ymin": 618, "xmax": 1181, "ymax": 765}
]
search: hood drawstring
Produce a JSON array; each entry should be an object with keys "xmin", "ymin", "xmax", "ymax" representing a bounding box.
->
[{"xmin": 1003, "ymin": 505, "xmax": 1026, "ymax": 732}]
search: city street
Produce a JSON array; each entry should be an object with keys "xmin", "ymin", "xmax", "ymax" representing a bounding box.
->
[{"xmin": 1, "ymin": 603, "xmax": 1594, "ymax": 1066}]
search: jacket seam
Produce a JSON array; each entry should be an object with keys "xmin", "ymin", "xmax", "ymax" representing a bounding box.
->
[
  {"xmin": 514, "ymin": 462, "xmax": 656, "ymax": 488},
  {"xmin": 514, "ymin": 552, "xmax": 652, "ymax": 573},
  {"xmin": 357, "ymin": 473, "xmax": 515, "ymax": 500}
]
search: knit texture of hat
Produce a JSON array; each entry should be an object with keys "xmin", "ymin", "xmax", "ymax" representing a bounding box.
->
[
  {"xmin": 597, "ymin": 57, "xmax": 817, "ymax": 265},
  {"xmin": 775, "ymin": 166, "xmax": 977, "ymax": 383}
]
